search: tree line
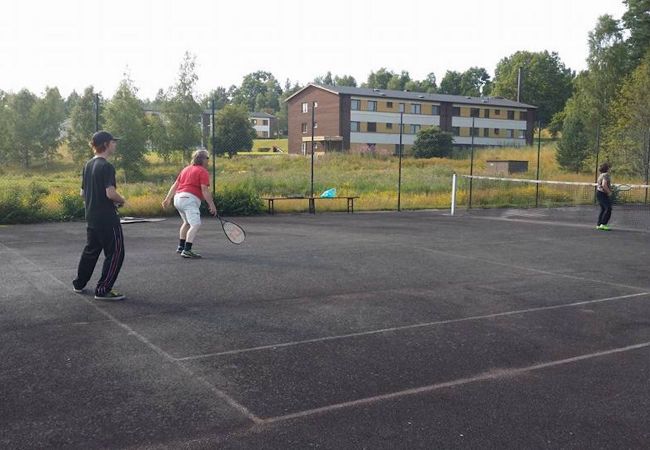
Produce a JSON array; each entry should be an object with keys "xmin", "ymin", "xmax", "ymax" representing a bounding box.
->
[{"xmin": 0, "ymin": 0, "xmax": 647, "ymax": 177}]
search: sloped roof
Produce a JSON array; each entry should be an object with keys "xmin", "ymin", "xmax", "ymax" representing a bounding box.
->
[
  {"xmin": 249, "ymin": 111, "xmax": 276, "ymax": 119},
  {"xmin": 285, "ymin": 83, "xmax": 537, "ymax": 109}
]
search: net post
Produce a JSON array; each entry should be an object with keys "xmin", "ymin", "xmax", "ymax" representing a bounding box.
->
[{"xmin": 450, "ymin": 173, "xmax": 457, "ymax": 216}]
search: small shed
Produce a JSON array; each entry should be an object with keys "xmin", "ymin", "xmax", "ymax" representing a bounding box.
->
[{"xmin": 486, "ymin": 160, "xmax": 528, "ymax": 175}]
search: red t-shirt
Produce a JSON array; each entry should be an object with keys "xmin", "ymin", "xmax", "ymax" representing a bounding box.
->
[{"xmin": 175, "ymin": 165, "xmax": 210, "ymax": 200}]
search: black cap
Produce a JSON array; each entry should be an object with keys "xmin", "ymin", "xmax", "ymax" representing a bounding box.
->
[{"xmin": 91, "ymin": 131, "xmax": 120, "ymax": 147}]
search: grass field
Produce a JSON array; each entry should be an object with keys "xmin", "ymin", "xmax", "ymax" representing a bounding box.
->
[{"xmin": 2, "ymin": 139, "xmax": 640, "ymax": 221}]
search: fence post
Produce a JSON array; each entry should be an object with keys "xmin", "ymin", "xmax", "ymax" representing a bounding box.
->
[{"xmin": 450, "ymin": 173, "xmax": 457, "ymax": 216}]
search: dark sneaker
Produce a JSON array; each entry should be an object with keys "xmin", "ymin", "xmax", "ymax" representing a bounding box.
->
[
  {"xmin": 181, "ymin": 249, "xmax": 202, "ymax": 259},
  {"xmin": 176, "ymin": 246, "xmax": 183, "ymax": 254},
  {"xmin": 94, "ymin": 290, "xmax": 126, "ymax": 301}
]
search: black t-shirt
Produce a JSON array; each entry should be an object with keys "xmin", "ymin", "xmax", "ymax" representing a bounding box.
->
[{"xmin": 81, "ymin": 157, "xmax": 120, "ymax": 227}]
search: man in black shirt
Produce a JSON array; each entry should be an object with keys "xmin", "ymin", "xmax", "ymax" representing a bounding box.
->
[{"xmin": 73, "ymin": 131, "xmax": 127, "ymax": 301}]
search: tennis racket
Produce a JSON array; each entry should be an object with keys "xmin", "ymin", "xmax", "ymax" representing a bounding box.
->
[
  {"xmin": 216, "ymin": 213, "xmax": 246, "ymax": 244},
  {"xmin": 611, "ymin": 184, "xmax": 632, "ymax": 204}
]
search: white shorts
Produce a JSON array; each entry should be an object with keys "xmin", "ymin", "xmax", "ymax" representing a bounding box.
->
[{"xmin": 173, "ymin": 193, "xmax": 202, "ymax": 226}]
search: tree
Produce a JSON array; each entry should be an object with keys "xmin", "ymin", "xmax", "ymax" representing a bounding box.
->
[
  {"xmin": 214, "ymin": 105, "xmax": 256, "ymax": 158},
  {"xmin": 68, "ymin": 87, "xmax": 98, "ymax": 163},
  {"xmin": 622, "ymin": 0, "xmax": 650, "ymax": 68},
  {"xmin": 411, "ymin": 127, "xmax": 453, "ymax": 158},
  {"xmin": 65, "ymin": 90, "xmax": 80, "ymax": 115},
  {"xmin": 602, "ymin": 49, "xmax": 650, "ymax": 176},
  {"xmin": 164, "ymin": 52, "xmax": 203, "ymax": 162},
  {"xmin": 231, "ymin": 71, "xmax": 281, "ymax": 112},
  {"xmin": 33, "ymin": 87, "xmax": 65, "ymax": 166},
  {"xmin": 334, "ymin": 74, "xmax": 357, "ymax": 87},
  {"xmin": 8, "ymin": 89, "xmax": 39, "ymax": 167},
  {"xmin": 145, "ymin": 113, "xmax": 172, "ymax": 161},
  {"xmin": 387, "ymin": 71, "xmax": 412, "ymax": 91},
  {"xmin": 313, "ymin": 71, "xmax": 334, "ymax": 85},
  {"xmin": 438, "ymin": 71, "xmax": 463, "ymax": 95},
  {"xmin": 460, "ymin": 67, "xmax": 491, "ymax": 97},
  {"xmin": 363, "ymin": 68, "xmax": 396, "ymax": 89},
  {"xmin": 491, "ymin": 50, "xmax": 574, "ymax": 125},
  {"xmin": 277, "ymin": 80, "xmax": 303, "ymax": 136},
  {"xmin": 103, "ymin": 77, "xmax": 147, "ymax": 180},
  {"xmin": 0, "ymin": 91, "xmax": 13, "ymax": 163},
  {"xmin": 556, "ymin": 110, "xmax": 590, "ymax": 173}
]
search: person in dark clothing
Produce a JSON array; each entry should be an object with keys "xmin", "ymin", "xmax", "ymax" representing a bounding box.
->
[
  {"xmin": 596, "ymin": 162, "xmax": 613, "ymax": 231},
  {"xmin": 72, "ymin": 131, "xmax": 127, "ymax": 300}
]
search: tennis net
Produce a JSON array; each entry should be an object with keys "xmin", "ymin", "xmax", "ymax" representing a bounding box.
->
[{"xmin": 451, "ymin": 174, "xmax": 650, "ymax": 230}]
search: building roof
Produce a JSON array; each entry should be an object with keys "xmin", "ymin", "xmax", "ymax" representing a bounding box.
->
[
  {"xmin": 285, "ymin": 83, "xmax": 537, "ymax": 109},
  {"xmin": 249, "ymin": 111, "xmax": 276, "ymax": 119}
]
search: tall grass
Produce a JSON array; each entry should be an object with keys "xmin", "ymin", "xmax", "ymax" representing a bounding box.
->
[{"xmin": 5, "ymin": 141, "xmax": 643, "ymax": 221}]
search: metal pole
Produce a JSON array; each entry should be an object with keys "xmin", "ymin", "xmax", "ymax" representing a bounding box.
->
[
  {"xmin": 398, "ymin": 111, "xmax": 403, "ymax": 211},
  {"xmin": 535, "ymin": 121, "xmax": 542, "ymax": 207},
  {"xmin": 644, "ymin": 128, "xmax": 650, "ymax": 202},
  {"xmin": 211, "ymin": 98, "xmax": 216, "ymax": 197},
  {"xmin": 310, "ymin": 101, "xmax": 316, "ymax": 202},
  {"xmin": 450, "ymin": 173, "xmax": 457, "ymax": 216},
  {"xmin": 468, "ymin": 116, "xmax": 475, "ymax": 209},
  {"xmin": 594, "ymin": 123, "xmax": 601, "ymax": 203},
  {"xmin": 94, "ymin": 94, "xmax": 100, "ymax": 132}
]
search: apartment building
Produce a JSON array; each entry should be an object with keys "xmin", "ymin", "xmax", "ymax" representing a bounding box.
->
[
  {"xmin": 285, "ymin": 84, "xmax": 537, "ymax": 155},
  {"xmin": 249, "ymin": 112, "xmax": 277, "ymax": 138}
]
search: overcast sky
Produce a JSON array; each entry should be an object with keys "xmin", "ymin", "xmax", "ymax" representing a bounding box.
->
[{"xmin": 0, "ymin": 0, "xmax": 628, "ymax": 99}]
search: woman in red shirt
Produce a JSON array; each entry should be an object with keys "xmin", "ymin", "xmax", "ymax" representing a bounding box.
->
[{"xmin": 162, "ymin": 149, "xmax": 217, "ymax": 258}]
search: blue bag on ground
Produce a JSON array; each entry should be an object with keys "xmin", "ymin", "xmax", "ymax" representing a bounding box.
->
[{"xmin": 320, "ymin": 188, "xmax": 336, "ymax": 198}]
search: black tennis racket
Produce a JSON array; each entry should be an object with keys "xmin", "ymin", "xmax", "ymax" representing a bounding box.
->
[{"xmin": 216, "ymin": 213, "xmax": 246, "ymax": 244}]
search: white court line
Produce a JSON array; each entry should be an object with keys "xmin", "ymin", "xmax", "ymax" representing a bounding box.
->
[
  {"xmin": 260, "ymin": 340, "xmax": 650, "ymax": 424},
  {"xmin": 416, "ymin": 245, "xmax": 649, "ymax": 293},
  {"xmin": 0, "ymin": 242, "xmax": 262, "ymax": 425},
  {"xmin": 177, "ymin": 292, "xmax": 649, "ymax": 360}
]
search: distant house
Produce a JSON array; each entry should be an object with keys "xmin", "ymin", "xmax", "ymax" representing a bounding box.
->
[
  {"xmin": 284, "ymin": 84, "xmax": 537, "ymax": 155},
  {"xmin": 249, "ymin": 112, "xmax": 277, "ymax": 138}
]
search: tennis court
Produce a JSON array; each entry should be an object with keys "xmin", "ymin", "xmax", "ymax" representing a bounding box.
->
[{"xmin": 1, "ymin": 209, "xmax": 649, "ymax": 448}]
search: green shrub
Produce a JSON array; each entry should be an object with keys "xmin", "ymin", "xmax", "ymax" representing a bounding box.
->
[
  {"xmin": 58, "ymin": 192, "xmax": 85, "ymax": 221},
  {"xmin": 0, "ymin": 183, "xmax": 49, "ymax": 224},
  {"xmin": 201, "ymin": 183, "xmax": 263, "ymax": 216}
]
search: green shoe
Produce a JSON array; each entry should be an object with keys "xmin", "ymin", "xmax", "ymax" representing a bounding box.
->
[
  {"xmin": 601, "ymin": 225, "xmax": 611, "ymax": 231},
  {"xmin": 181, "ymin": 249, "xmax": 202, "ymax": 258}
]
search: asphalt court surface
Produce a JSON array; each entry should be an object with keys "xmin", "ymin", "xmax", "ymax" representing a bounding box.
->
[{"xmin": 1, "ymin": 209, "xmax": 649, "ymax": 449}]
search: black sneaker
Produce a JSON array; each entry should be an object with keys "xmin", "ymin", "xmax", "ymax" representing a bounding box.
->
[
  {"xmin": 73, "ymin": 286, "xmax": 85, "ymax": 294},
  {"xmin": 94, "ymin": 290, "xmax": 126, "ymax": 301},
  {"xmin": 176, "ymin": 246, "xmax": 183, "ymax": 254}
]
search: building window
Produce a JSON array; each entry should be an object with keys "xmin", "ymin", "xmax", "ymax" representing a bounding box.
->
[
  {"xmin": 483, "ymin": 128, "xmax": 489, "ymax": 137},
  {"xmin": 367, "ymin": 122, "xmax": 377, "ymax": 132},
  {"xmin": 518, "ymin": 130, "xmax": 526, "ymax": 139},
  {"xmin": 351, "ymin": 99, "xmax": 360, "ymax": 110},
  {"xmin": 350, "ymin": 121, "xmax": 360, "ymax": 132},
  {"xmin": 484, "ymin": 109, "xmax": 490, "ymax": 118},
  {"xmin": 399, "ymin": 103, "xmax": 405, "ymax": 112},
  {"xmin": 507, "ymin": 110, "xmax": 515, "ymax": 120},
  {"xmin": 262, "ymin": 131, "xmax": 268, "ymax": 137},
  {"xmin": 411, "ymin": 104, "xmax": 421, "ymax": 114},
  {"xmin": 494, "ymin": 128, "xmax": 500, "ymax": 135},
  {"xmin": 470, "ymin": 108, "xmax": 480, "ymax": 118},
  {"xmin": 386, "ymin": 123, "xmax": 393, "ymax": 129},
  {"xmin": 452, "ymin": 107, "xmax": 461, "ymax": 116},
  {"xmin": 301, "ymin": 102, "xmax": 308, "ymax": 113},
  {"xmin": 301, "ymin": 123, "xmax": 308, "ymax": 133},
  {"xmin": 314, "ymin": 122, "xmax": 318, "ymax": 129},
  {"xmin": 313, "ymin": 102, "xmax": 318, "ymax": 108},
  {"xmin": 262, "ymin": 119, "xmax": 268, "ymax": 125},
  {"xmin": 301, "ymin": 142, "xmax": 307, "ymax": 155},
  {"xmin": 495, "ymin": 109, "xmax": 500, "ymax": 116},
  {"xmin": 387, "ymin": 101, "xmax": 393, "ymax": 108},
  {"xmin": 367, "ymin": 101, "xmax": 377, "ymax": 111},
  {"xmin": 410, "ymin": 124, "xmax": 421, "ymax": 134},
  {"xmin": 452, "ymin": 127, "xmax": 460, "ymax": 136},
  {"xmin": 431, "ymin": 105, "xmax": 440, "ymax": 115},
  {"xmin": 471, "ymin": 127, "xmax": 479, "ymax": 137},
  {"xmin": 519, "ymin": 111, "xmax": 527, "ymax": 120},
  {"xmin": 505, "ymin": 129, "xmax": 513, "ymax": 138}
]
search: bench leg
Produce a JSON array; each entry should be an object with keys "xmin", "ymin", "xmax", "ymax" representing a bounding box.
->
[{"xmin": 268, "ymin": 199, "xmax": 274, "ymax": 215}]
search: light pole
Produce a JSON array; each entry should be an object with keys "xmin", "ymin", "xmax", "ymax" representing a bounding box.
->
[{"xmin": 398, "ymin": 112, "xmax": 404, "ymax": 211}]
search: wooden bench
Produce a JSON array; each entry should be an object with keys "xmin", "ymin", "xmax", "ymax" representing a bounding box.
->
[{"xmin": 261, "ymin": 196, "xmax": 360, "ymax": 214}]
